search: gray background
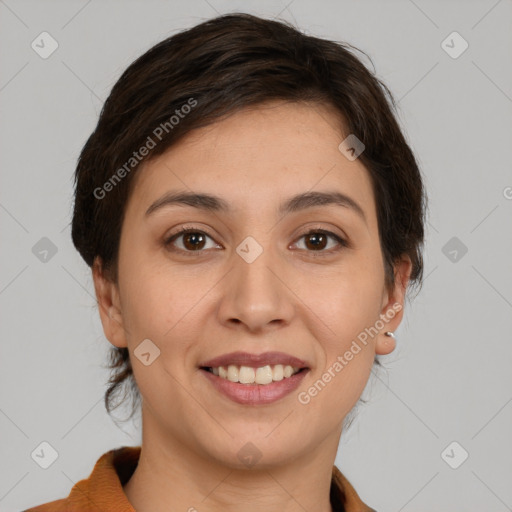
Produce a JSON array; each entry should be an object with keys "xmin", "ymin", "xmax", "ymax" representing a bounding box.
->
[{"xmin": 1, "ymin": 1, "xmax": 511, "ymax": 511}]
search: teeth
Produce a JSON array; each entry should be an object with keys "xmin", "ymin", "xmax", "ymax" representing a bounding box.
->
[
  {"xmin": 209, "ymin": 364, "xmax": 301, "ymax": 384},
  {"xmin": 239, "ymin": 366, "xmax": 255, "ymax": 384},
  {"xmin": 273, "ymin": 364, "xmax": 284, "ymax": 381},
  {"xmin": 227, "ymin": 365, "xmax": 239, "ymax": 383},
  {"xmin": 255, "ymin": 365, "xmax": 273, "ymax": 385}
]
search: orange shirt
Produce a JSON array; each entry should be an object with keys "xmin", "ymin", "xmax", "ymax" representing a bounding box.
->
[{"xmin": 24, "ymin": 446, "xmax": 376, "ymax": 512}]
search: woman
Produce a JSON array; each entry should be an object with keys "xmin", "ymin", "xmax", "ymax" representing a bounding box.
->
[{"xmin": 26, "ymin": 12, "xmax": 425, "ymax": 512}]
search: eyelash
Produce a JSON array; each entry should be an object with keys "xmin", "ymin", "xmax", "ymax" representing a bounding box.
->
[{"xmin": 164, "ymin": 226, "xmax": 348, "ymax": 257}]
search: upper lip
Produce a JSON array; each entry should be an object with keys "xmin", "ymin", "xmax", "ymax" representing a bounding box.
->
[{"xmin": 199, "ymin": 351, "xmax": 309, "ymax": 369}]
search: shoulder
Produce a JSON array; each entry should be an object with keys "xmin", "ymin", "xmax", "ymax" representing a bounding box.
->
[
  {"xmin": 22, "ymin": 446, "xmax": 140, "ymax": 512},
  {"xmin": 331, "ymin": 464, "xmax": 378, "ymax": 512}
]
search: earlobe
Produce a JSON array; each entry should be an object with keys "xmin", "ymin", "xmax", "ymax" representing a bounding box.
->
[
  {"xmin": 375, "ymin": 331, "xmax": 396, "ymax": 355},
  {"xmin": 92, "ymin": 257, "xmax": 128, "ymax": 348},
  {"xmin": 375, "ymin": 256, "xmax": 412, "ymax": 355}
]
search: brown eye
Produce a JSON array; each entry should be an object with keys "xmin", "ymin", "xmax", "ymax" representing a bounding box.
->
[
  {"xmin": 304, "ymin": 232, "xmax": 328, "ymax": 250},
  {"xmin": 294, "ymin": 229, "xmax": 347, "ymax": 254},
  {"xmin": 165, "ymin": 229, "xmax": 219, "ymax": 253},
  {"xmin": 181, "ymin": 232, "xmax": 207, "ymax": 251}
]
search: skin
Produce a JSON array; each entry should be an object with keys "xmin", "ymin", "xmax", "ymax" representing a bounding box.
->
[{"xmin": 93, "ymin": 100, "xmax": 411, "ymax": 512}]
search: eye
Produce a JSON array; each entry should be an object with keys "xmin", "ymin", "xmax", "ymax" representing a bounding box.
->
[
  {"xmin": 164, "ymin": 226, "xmax": 348, "ymax": 256},
  {"xmin": 292, "ymin": 229, "xmax": 348, "ymax": 254},
  {"xmin": 164, "ymin": 227, "xmax": 221, "ymax": 254}
]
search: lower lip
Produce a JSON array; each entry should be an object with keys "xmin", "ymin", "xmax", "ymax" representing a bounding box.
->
[{"xmin": 200, "ymin": 368, "xmax": 309, "ymax": 405}]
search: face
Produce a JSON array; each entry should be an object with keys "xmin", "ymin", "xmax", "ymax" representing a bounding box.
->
[{"xmin": 94, "ymin": 100, "xmax": 410, "ymax": 469}]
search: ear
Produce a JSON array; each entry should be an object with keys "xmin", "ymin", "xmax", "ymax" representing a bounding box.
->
[
  {"xmin": 375, "ymin": 255, "xmax": 412, "ymax": 356},
  {"xmin": 92, "ymin": 256, "xmax": 128, "ymax": 348}
]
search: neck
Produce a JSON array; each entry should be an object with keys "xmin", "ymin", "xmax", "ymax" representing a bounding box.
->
[{"xmin": 123, "ymin": 414, "xmax": 340, "ymax": 512}]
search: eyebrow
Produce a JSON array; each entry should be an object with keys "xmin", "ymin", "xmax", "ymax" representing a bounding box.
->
[{"xmin": 145, "ymin": 190, "xmax": 366, "ymax": 222}]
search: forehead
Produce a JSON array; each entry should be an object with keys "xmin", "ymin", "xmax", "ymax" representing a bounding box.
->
[{"xmin": 127, "ymin": 101, "xmax": 377, "ymax": 223}]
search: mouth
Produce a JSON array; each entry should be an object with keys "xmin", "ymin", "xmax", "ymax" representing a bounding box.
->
[
  {"xmin": 200, "ymin": 364, "xmax": 306, "ymax": 385},
  {"xmin": 198, "ymin": 351, "xmax": 310, "ymax": 405}
]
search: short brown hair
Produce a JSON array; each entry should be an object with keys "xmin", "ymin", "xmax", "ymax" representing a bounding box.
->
[{"xmin": 71, "ymin": 13, "xmax": 426, "ymax": 420}]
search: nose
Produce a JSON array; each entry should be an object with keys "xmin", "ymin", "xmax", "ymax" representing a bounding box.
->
[{"xmin": 216, "ymin": 243, "xmax": 295, "ymax": 333}]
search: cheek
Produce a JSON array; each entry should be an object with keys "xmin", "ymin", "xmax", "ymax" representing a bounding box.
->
[
  {"xmin": 297, "ymin": 255, "xmax": 383, "ymax": 393},
  {"xmin": 118, "ymin": 262, "xmax": 220, "ymax": 393},
  {"xmin": 120, "ymin": 268, "xmax": 202, "ymax": 405},
  {"xmin": 299, "ymin": 281, "xmax": 379, "ymax": 418},
  {"xmin": 119, "ymin": 248, "xmax": 201, "ymax": 337},
  {"xmin": 300, "ymin": 254, "xmax": 383, "ymax": 337}
]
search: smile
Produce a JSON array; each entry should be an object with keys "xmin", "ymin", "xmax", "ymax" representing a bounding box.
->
[
  {"xmin": 204, "ymin": 364, "xmax": 302, "ymax": 385},
  {"xmin": 199, "ymin": 366, "xmax": 309, "ymax": 405}
]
